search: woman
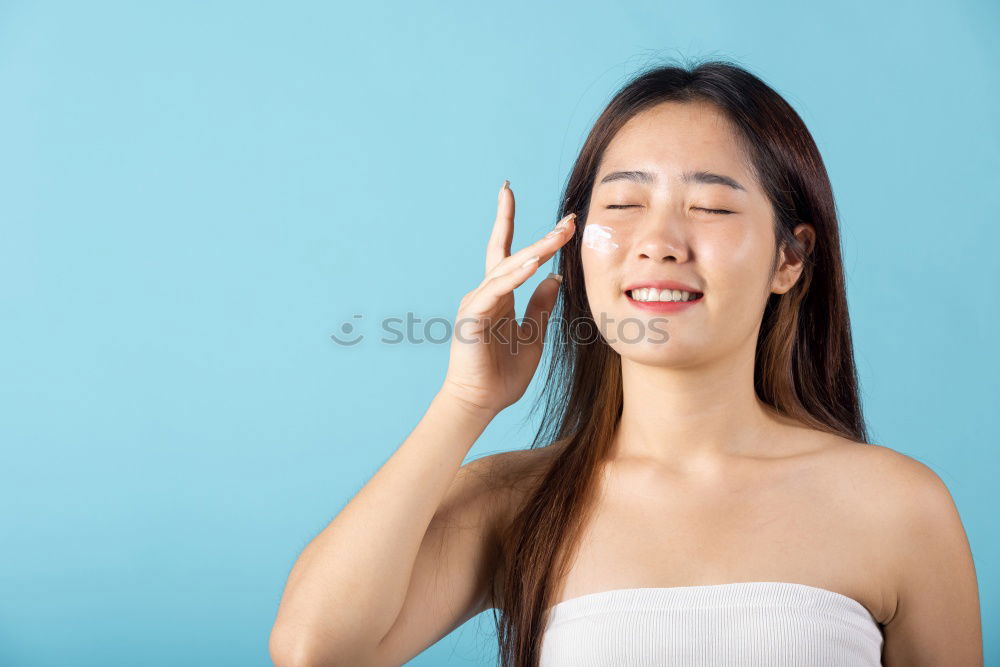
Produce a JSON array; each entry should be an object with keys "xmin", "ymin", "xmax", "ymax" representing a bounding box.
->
[{"xmin": 269, "ymin": 61, "xmax": 983, "ymax": 666}]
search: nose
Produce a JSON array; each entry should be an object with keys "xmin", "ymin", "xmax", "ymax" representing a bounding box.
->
[{"xmin": 633, "ymin": 212, "xmax": 691, "ymax": 263}]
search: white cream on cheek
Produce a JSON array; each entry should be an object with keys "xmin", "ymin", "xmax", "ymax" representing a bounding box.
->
[{"xmin": 582, "ymin": 223, "xmax": 619, "ymax": 254}]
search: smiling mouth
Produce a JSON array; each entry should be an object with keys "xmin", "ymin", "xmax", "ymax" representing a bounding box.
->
[{"xmin": 625, "ymin": 288, "xmax": 704, "ymax": 303}]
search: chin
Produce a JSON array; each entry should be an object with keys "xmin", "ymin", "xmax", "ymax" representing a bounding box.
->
[
  {"xmin": 604, "ymin": 322, "xmax": 704, "ymax": 368},
  {"xmin": 607, "ymin": 338, "xmax": 703, "ymax": 368}
]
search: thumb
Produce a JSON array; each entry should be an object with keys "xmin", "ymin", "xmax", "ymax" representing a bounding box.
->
[{"xmin": 517, "ymin": 272, "xmax": 562, "ymax": 351}]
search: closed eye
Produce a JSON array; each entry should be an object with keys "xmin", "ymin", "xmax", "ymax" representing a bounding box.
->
[{"xmin": 605, "ymin": 205, "xmax": 734, "ymax": 215}]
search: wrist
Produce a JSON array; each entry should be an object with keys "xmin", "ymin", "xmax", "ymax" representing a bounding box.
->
[{"xmin": 433, "ymin": 384, "xmax": 500, "ymax": 424}]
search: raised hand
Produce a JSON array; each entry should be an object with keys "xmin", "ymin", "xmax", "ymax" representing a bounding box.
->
[{"xmin": 439, "ymin": 180, "xmax": 576, "ymax": 416}]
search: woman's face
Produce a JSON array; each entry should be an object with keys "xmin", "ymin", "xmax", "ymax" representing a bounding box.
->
[{"xmin": 581, "ymin": 100, "xmax": 810, "ymax": 366}]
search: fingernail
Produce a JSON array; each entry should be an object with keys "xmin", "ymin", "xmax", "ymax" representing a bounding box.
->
[
  {"xmin": 555, "ymin": 212, "xmax": 576, "ymax": 229},
  {"xmin": 547, "ymin": 272, "xmax": 563, "ymax": 283},
  {"xmin": 498, "ymin": 179, "xmax": 509, "ymax": 201},
  {"xmin": 521, "ymin": 256, "xmax": 539, "ymax": 268}
]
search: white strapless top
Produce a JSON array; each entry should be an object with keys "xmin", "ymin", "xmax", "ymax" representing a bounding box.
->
[{"xmin": 540, "ymin": 581, "xmax": 884, "ymax": 666}]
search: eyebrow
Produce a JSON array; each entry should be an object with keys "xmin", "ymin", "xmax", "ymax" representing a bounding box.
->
[{"xmin": 598, "ymin": 169, "xmax": 747, "ymax": 192}]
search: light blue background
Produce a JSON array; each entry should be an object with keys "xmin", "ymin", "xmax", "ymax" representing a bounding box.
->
[{"xmin": 1, "ymin": 1, "xmax": 997, "ymax": 664}]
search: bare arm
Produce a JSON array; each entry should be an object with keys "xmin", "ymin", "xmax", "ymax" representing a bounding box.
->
[
  {"xmin": 369, "ymin": 445, "xmax": 553, "ymax": 666},
  {"xmin": 269, "ymin": 181, "xmax": 576, "ymax": 666},
  {"xmin": 881, "ymin": 457, "xmax": 983, "ymax": 666},
  {"xmin": 269, "ymin": 391, "xmax": 495, "ymax": 666}
]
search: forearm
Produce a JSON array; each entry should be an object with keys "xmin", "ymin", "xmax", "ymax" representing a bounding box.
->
[{"xmin": 270, "ymin": 390, "xmax": 494, "ymax": 665}]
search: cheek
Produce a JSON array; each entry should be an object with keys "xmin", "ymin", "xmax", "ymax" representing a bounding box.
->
[
  {"xmin": 697, "ymin": 224, "xmax": 773, "ymax": 288},
  {"xmin": 581, "ymin": 249, "xmax": 613, "ymax": 301},
  {"xmin": 581, "ymin": 223, "xmax": 620, "ymax": 254},
  {"xmin": 580, "ymin": 225, "xmax": 626, "ymax": 307},
  {"xmin": 580, "ymin": 223, "xmax": 625, "ymax": 277}
]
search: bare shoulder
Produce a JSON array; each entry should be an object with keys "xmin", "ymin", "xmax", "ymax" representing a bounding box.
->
[
  {"xmin": 462, "ymin": 442, "xmax": 563, "ymax": 500},
  {"xmin": 428, "ymin": 445, "xmax": 561, "ymax": 540},
  {"xmin": 462, "ymin": 442, "xmax": 564, "ymax": 541},
  {"xmin": 820, "ymin": 437, "xmax": 981, "ymax": 659},
  {"xmin": 822, "ymin": 438, "xmax": 957, "ymax": 507},
  {"xmin": 818, "ymin": 438, "xmax": 964, "ymax": 535},
  {"xmin": 842, "ymin": 440, "xmax": 974, "ymax": 560}
]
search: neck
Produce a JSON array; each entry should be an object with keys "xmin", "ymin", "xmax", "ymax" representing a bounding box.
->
[{"xmin": 610, "ymin": 341, "xmax": 784, "ymax": 471}]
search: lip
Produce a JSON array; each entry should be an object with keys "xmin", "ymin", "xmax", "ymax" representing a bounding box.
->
[
  {"xmin": 624, "ymin": 280, "xmax": 705, "ymax": 314},
  {"xmin": 623, "ymin": 279, "xmax": 703, "ymax": 293},
  {"xmin": 626, "ymin": 292, "xmax": 703, "ymax": 313}
]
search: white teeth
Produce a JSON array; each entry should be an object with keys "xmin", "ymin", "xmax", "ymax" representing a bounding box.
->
[{"xmin": 630, "ymin": 288, "xmax": 700, "ymax": 302}]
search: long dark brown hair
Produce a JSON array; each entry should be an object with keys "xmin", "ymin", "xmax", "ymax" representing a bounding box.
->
[{"xmin": 486, "ymin": 58, "xmax": 869, "ymax": 667}]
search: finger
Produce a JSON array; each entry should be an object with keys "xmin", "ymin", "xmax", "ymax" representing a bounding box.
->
[
  {"xmin": 517, "ymin": 271, "xmax": 562, "ymax": 351},
  {"xmin": 485, "ymin": 212, "xmax": 576, "ymax": 282},
  {"xmin": 485, "ymin": 179, "xmax": 514, "ymax": 277},
  {"xmin": 466, "ymin": 254, "xmax": 541, "ymax": 315}
]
